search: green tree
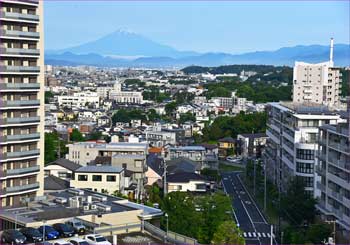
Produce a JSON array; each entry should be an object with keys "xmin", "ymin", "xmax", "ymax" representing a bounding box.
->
[
  {"xmin": 45, "ymin": 91, "xmax": 54, "ymax": 104},
  {"xmin": 44, "ymin": 132, "xmax": 58, "ymax": 164},
  {"xmin": 70, "ymin": 129, "xmax": 85, "ymax": 142},
  {"xmin": 147, "ymin": 109, "xmax": 161, "ymax": 122},
  {"xmin": 212, "ymin": 221, "xmax": 245, "ymax": 245},
  {"xmin": 165, "ymin": 101, "xmax": 177, "ymax": 116},
  {"xmin": 281, "ymin": 178, "xmax": 317, "ymax": 225},
  {"xmin": 179, "ymin": 112, "xmax": 196, "ymax": 124},
  {"xmin": 161, "ymin": 192, "xmax": 202, "ymax": 239}
]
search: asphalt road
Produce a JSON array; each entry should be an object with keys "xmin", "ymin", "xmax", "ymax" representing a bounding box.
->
[{"xmin": 222, "ymin": 171, "xmax": 276, "ymax": 245}]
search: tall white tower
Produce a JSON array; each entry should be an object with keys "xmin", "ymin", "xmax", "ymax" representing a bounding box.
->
[{"xmin": 292, "ymin": 38, "xmax": 340, "ymax": 108}]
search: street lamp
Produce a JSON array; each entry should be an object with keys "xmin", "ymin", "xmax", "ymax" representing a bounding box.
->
[
  {"xmin": 42, "ymin": 220, "xmax": 46, "ymax": 242},
  {"xmin": 164, "ymin": 213, "xmax": 169, "ymax": 242}
]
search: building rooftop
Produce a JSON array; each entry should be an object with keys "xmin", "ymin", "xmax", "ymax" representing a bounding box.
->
[
  {"xmin": 47, "ymin": 158, "xmax": 82, "ymax": 171},
  {"xmin": 169, "ymin": 146, "xmax": 205, "ymax": 151},
  {"xmin": 0, "ymin": 189, "xmax": 163, "ymax": 226},
  {"xmin": 167, "ymin": 172, "xmax": 207, "ymax": 183},
  {"xmin": 274, "ymin": 102, "xmax": 338, "ymax": 115},
  {"xmin": 75, "ymin": 165, "xmax": 124, "ymax": 173}
]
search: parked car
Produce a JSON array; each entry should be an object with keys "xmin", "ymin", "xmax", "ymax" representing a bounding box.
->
[
  {"xmin": 68, "ymin": 238, "xmax": 90, "ymax": 245},
  {"xmin": 84, "ymin": 234, "xmax": 111, "ymax": 245},
  {"xmin": 226, "ymin": 156, "xmax": 242, "ymax": 163},
  {"xmin": 1, "ymin": 229, "xmax": 27, "ymax": 244},
  {"xmin": 38, "ymin": 225, "xmax": 60, "ymax": 240},
  {"xmin": 65, "ymin": 219, "xmax": 86, "ymax": 235},
  {"xmin": 53, "ymin": 223, "xmax": 75, "ymax": 237},
  {"xmin": 53, "ymin": 239, "xmax": 73, "ymax": 245},
  {"xmin": 20, "ymin": 227, "xmax": 43, "ymax": 243}
]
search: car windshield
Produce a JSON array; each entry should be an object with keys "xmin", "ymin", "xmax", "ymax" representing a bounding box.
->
[
  {"xmin": 79, "ymin": 242, "xmax": 90, "ymax": 245},
  {"xmin": 10, "ymin": 230, "xmax": 22, "ymax": 236},
  {"xmin": 30, "ymin": 229, "xmax": 42, "ymax": 236},
  {"xmin": 44, "ymin": 226, "xmax": 55, "ymax": 232},
  {"xmin": 74, "ymin": 222, "xmax": 82, "ymax": 226},
  {"xmin": 96, "ymin": 237, "xmax": 107, "ymax": 242},
  {"xmin": 62, "ymin": 225, "xmax": 73, "ymax": 232}
]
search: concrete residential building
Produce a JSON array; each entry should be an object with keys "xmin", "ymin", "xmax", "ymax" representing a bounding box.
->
[
  {"xmin": 57, "ymin": 91, "xmax": 100, "ymax": 109},
  {"xmin": 146, "ymin": 126, "xmax": 185, "ymax": 147},
  {"xmin": 316, "ymin": 119, "xmax": 350, "ymax": 238},
  {"xmin": 237, "ymin": 133, "xmax": 268, "ymax": 158},
  {"xmin": 71, "ymin": 165, "xmax": 125, "ymax": 194},
  {"xmin": 0, "ymin": 0, "xmax": 45, "ymax": 208},
  {"xmin": 292, "ymin": 38, "xmax": 341, "ymax": 108},
  {"xmin": 264, "ymin": 102, "xmax": 341, "ymax": 195},
  {"xmin": 67, "ymin": 142, "xmax": 148, "ymax": 166},
  {"xmin": 109, "ymin": 81, "xmax": 143, "ymax": 104}
]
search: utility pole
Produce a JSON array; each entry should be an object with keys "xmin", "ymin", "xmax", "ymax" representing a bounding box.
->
[
  {"xmin": 253, "ymin": 160, "xmax": 256, "ymax": 197},
  {"xmin": 270, "ymin": 225, "xmax": 273, "ymax": 245},
  {"xmin": 163, "ymin": 160, "xmax": 167, "ymax": 196},
  {"xmin": 264, "ymin": 163, "xmax": 267, "ymax": 212}
]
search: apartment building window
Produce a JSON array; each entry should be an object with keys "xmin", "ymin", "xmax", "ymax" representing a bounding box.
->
[
  {"xmin": 106, "ymin": 175, "xmax": 116, "ymax": 182},
  {"xmin": 78, "ymin": 175, "xmax": 88, "ymax": 181},
  {"xmin": 301, "ymin": 176, "xmax": 314, "ymax": 187},
  {"xmin": 296, "ymin": 149, "xmax": 314, "ymax": 160},
  {"xmin": 296, "ymin": 162, "xmax": 313, "ymax": 174},
  {"xmin": 92, "ymin": 175, "xmax": 102, "ymax": 182}
]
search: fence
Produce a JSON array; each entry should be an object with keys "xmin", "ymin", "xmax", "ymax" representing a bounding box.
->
[{"xmin": 144, "ymin": 221, "xmax": 198, "ymax": 245}]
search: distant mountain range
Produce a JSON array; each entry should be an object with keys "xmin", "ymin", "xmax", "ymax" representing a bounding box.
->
[{"xmin": 46, "ymin": 30, "xmax": 350, "ymax": 68}]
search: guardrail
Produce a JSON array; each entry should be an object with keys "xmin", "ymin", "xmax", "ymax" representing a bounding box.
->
[{"xmin": 144, "ymin": 221, "xmax": 198, "ymax": 245}]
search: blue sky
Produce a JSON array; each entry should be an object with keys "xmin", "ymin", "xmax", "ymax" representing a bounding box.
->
[{"xmin": 45, "ymin": 1, "xmax": 349, "ymax": 53}]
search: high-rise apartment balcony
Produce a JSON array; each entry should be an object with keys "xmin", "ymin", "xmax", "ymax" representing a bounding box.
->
[
  {"xmin": 0, "ymin": 117, "xmax": 39, "ymax": 126},
  {"xmin": 6, "ymin": 165, "xmax": 40, "ymax": 176},
  {"xmin": 0, "ymin": 47, "xmax": 40, "ymax": 57},
  {"xmin": 0, "ymin": 11, "xmax": 39, "ymax": 22},
  {"xmin": 3, "ymin": 182, "xmax": 39, "ymax": 195},
  {"xmin": 0, "ymin": 116, "xmax": 40, "ymax": 126},
  {"xmin": 316, "ymin": 181, "xmax": 326, "ymax": 192},
  {"xmin": 0, "ymin": 83, "xmax": 40, "ymax": 91},
  {"xmin": 0, "ymin": 133, "xmax": 40, "ymax": 143},
  {"xmin": 1, "ymin": 100, "xmax": 40, "ymax": 108},
  {"xmin": 4, "ymin": 149, "xmax": 40, "ymax": 159},
  {"xmin": 1, "ymin": 0, "xmax": 39, "ymax": 5},
  {"xmin": 328, "ymin": 156, "xmax": 350, "ymax": 171},
  {"xmin": 0, "ymin": 29, "xmax": 40, "ymax": 39},
  {"xmin": 0, "ymin": 66, "xmax": 40, "ymax": 73}
]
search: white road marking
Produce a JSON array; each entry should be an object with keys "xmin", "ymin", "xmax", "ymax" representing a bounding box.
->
[
  {"xmin": 257, "ymin": 232, "xmax": 261, "ymax": 237},
  {"xmin": 243, "ymin": 232, "xmax": 247, "ymax": 237},
  {"xmin": 267, "ymin": 233, "xmax": 271, "ymax": 238},
  {"xmin": 248, "ymin": 232, "xmax": 252, "ymax": 237},
  {"xmin": 253, "ymin": 232, "xmax": 256, "ymax": 237},
  {"xmin": 262, "ymin": 233, "xmax": 266, "ymax": 238}
]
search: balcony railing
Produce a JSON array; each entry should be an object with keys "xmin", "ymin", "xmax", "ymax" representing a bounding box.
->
[
  {"xmin": 0, "ymin": 66, "xmax": 40, "ymax": 73},
  {"xmin": 328, "ymin": 141, "xmax": 350, "ymax": 154},
  {"xmin": 4, "ymin": 133, "xmax": 40, "ymax": 142},
  {"xmin": 5, "ymin": 182, "xmax": 39, "ymax": 194},
  {"xmin": 0, "ymin": 83, "xmax": 40, "ymax": 91},
  {"xmin": 2, "ymin": 0, "xmax": 39, "ymax": 5},
  {"xmin": 0, "ymin": 11, "xmax": 39, "ymax": 22},
  {"xmin": 0, "ymin": 47, "xmax": 40, "ymax": 56},
  {"xmin": 316, "ymin": 182, "xmax": 326, "ymax": 192},
  {"xmin": 6, "ymin": 165, "xmax": 40, "ymax": 176},
  {"xmin": 328, "ymin": 156, "xmax": 350, "ymax": 170},
  {"xmin": 1, "ymin": 100, "xmax": 40, "ymax": 108},
  {"xmin": 0, "ymin": 116, "xmax": 40, "ymax": 125},
  {"xmin": 0, "ymin": 29, "xmax": 40, "ymax": 39},
  {"xmin": 4, "ymin": 149, "xmax": 40, "ymax": 159}
]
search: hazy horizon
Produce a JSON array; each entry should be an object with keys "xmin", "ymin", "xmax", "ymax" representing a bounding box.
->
[{"xmin": 45, "ymin": 1, "xmax": 349, "ymax": 54}]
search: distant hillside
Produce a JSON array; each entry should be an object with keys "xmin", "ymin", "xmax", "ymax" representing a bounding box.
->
[{"xmin": 46, "ymin": 42, "xmax": 350, "ymax": 68}]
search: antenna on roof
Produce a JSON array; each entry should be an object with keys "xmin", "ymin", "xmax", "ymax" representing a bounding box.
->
[{"xmin": 330, "ymin": 38, "xmax": 334, "ymax": 63}]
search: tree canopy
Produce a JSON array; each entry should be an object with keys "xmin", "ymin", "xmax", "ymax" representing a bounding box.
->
[
  {"xmin": 202, "ymin": 112, "xmax": 267, "ymax": 141},
  {"xmin": 212, "ymin": 221, "xmax": 245, "ymax": 245}
]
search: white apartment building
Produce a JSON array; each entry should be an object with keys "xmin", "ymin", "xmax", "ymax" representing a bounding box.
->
[
  {"xmin": 71, "ymin": 165, "xmax": 125, "ymax": 194},
  {"xmin": 96, "ymin": 86, "xmax": 113, "ymax": 98},
  {"xmin": 145, "ymin": 126, "xmax": 185, "ymax": 147},
  {"xmin": 0, "ymin": 0, "xmax": 45, "ymax": 208},
  {"xmin": 109, "ymin": 81, "xmax": 143, "ymax": 104},
  {"xmin": 57, "ymin": 91, "xmax": 99, "ymax": 109},
  {"xmin": 264, "ymin": 102, "xmax": 342, "ymax": 195},
  {"xmin": 67, "ymin": 142, "xmax": 148, "ymax": 166},
  {"xmin": 316, "ymin": 119, "xmax": 350, "ymax": 238},
  {"xmin": 292, "ymin": 38, "xmax": 341, "ymax": 108}
]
